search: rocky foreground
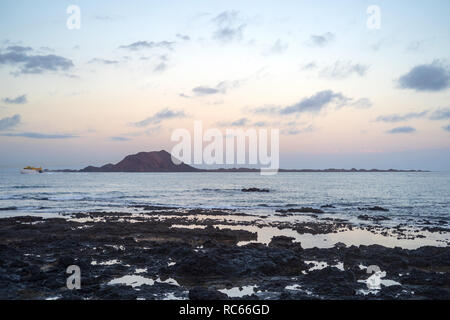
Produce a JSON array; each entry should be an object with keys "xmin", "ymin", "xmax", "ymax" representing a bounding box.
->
[{"xmin": 0, "ymin": 210, "xmax": 449, "ymax": 300}]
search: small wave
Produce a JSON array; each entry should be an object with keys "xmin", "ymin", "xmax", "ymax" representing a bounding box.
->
[
  {"xmin": 0, "ymin": 195, "xmax": 17, "ymax": 200},
  {"xmin": 0, "ymin": 206, "xmax": 18, "ymax": 211},
  {"xmin": 283, "ymin": 203, "xmax": 300, "ymax": 207},
  {"xmin": 200, "ymin": 188, "xmax": 239, "ymax": 192},
  {"xmin": 255, "ymin": 203, "xmax": 298, "ymax": 208},
  {"xmin": 0, "ymin": 193, "xmax": 53, "ymax": 201},
  {"xmin": 130, "ymin": 202, "xmax": 244, "ymax": 212},
  {"xmin": 25, "ymin": 196, "xmax": 51, "ymax": 201},
  {"xmin": 48, "ymin": 195, "xmax": 86, "ymax": 201},
  {"xmin": 11, "ymin": 185, "xmax": 49, "ymax": 189},
  {"xmin": 18, "ymin": 195, "xmax": 50, "ymax": 201}
]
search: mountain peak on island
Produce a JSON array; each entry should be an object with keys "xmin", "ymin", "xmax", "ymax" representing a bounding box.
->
[{"xmin": 80, "ymin": 150, "xmax": 199, "ymax": 172}]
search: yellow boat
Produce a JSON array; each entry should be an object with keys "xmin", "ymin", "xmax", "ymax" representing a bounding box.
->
[{"xmin": 21, "ymin": 166, "xmax": 44, "ymax": 174}]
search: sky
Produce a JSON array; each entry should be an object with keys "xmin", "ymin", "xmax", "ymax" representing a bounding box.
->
[{"xmin": 0, "ymin": 0, "xmax": 449, "ymax": 170}]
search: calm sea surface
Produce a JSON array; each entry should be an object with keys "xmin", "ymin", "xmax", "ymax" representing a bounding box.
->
[{"xmin": 0, "ymin": 171, "xmax": 449, "ymax": 228}]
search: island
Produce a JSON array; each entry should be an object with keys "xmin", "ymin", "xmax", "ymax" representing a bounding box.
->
[{"xmin": 49, "ymin": 150, "xmax": 428, "ymax": 173}]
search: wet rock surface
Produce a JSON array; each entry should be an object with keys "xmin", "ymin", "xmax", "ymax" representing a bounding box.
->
[
  {"xmin": 241, "ymin": 188, "xmax": 270, "ymax": 193},
  {"xmin": 358, "ymin": 214, "xmax": 391, "ymax": 222},
  {"xmin": 0, "ymin": 211, "xmax": 449, "ymax": 300},
  {"xmin": 358, "ymin": 206, "xmax": 390, "ymax": 212},
  {"xmin": 276, "ymin": 207, "xmax": 325, "ymax": 214}
]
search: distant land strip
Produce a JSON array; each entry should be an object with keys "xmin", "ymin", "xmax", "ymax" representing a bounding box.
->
[{"xmin": 47, "ymin": 150, "xmax": 428, "ymax": 173}]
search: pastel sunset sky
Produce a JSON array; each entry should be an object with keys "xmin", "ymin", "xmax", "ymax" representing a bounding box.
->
[{"xmin": 0, "ymin": 0, "xmax": 449, "ymax": 169}]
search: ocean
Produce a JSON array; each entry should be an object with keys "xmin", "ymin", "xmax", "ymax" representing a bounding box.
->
[{"xmin": 1, "ymin": 170, "xmax": 449, "ymax": 228}]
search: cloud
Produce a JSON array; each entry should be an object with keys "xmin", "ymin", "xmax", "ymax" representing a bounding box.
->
[
  {"xmin": 0, "ymin": 132, "xmax": 77, "ymax": 139},
  {"xmin": 153, "ymin": 62, "xmax": 167, "ymax": 73},
  {"xmin": 319, "ymin": 61, "xmax": 369, "ymax": 79},
  {"xmin": 110, "ymin": 136, "xmax": 131, "ymax": 141},
  {"xmin": 230, "ymin": 118, "xmax": 248, "ymax": 126},
  {"xmin": 376, "ymin": 111, "xmax": 428, "ymax": 123},
  {"xmin": 265, "ymin": 39, "xmax": 288, "ymax": 55},
  {"xmin": 398, "ymin": 61, "xmax": 450, "ymax": 92},
  {"xmin": 38, "ymin": 46, "xmax": 55, "ymax": 53},
  {"xmin": 213, "ymin": 10, "xmax": 239, "ymax": 25},
  {"xmin": 250, "ymin": 106, "xmax": 287, "ymax": 115},
  {"xmin": 309, "ymin": 32, "xmax": 334, "ymax": 47},
  {"xmin": 406, "ymin": 40, "xmax": 425, "ymax": 52},
  {"xmin": 212, "ymin": 10, "xmax": 246, "ymax": 42},
  {"xmin": 139, "ymin": 55, "xmax": 170, "ymax": 73},
  {"xmin": 176, "ymin": 34, "xmax": 190, "ymax": 41},
  {"xmin": 2, "ymin": 94, "xmax": 27, "ymax": 105},
  {"xmin": 6, "ymin": 45, "xmax": 32, "ymax": 53},
  {"xmin": 214, "ymin": 26, "xmax": 245, "ymax": 42},
  {"xmin": 301, "ymin": 62, "xmax": 317, "ymax": 70},
  {"xmin": 370, "ymin": 40, "xmax": 383, "ymax": 52},
  {"xmin": 281, "ymin": 125, "xmax": 314, "ymax": 136},
  {"xmin": 0, "ymin": 114, "xmax": 21, "ymax": 130},
  {"xmin": 118, "ymin": 41, "xmax": 174, "ymax": 51},
  {"xmin": 386, "ymin": 126, "xmax": 416, "ymax": 134},
  {"xmin": 131, "ymin": 108, "xmax": 186, "ymax": 127},
  {"xmin": 251, "ymin": 91, "xmax": 370, "ymax": 116},
  {"xmin": 369, "ymin": 37, "xmax": 397, "ymax": 52},
  {"xmin": 0, "ymin": 46, "xmax": 74, "ymax": 75},
  {"xmin": 253, "ymin": 121, "xmax": 268, "ymax": 127},
  {"xmin": 443, "ymin": 125, "xmax": 450, "ymax": 132},
  {"xmin": 350, "ymin": 98, "xmax": 373, "ymax": 109},
  {"xmin": 192, "ymin": 80, "xmax": 241, "ymax": 96},
  {"xmin": 429, "ymin": 108, "xmax": 450, "ymax": 120},
  {"xmin": 218, "ymin": 118, "xmax": 249, "ymax": 127},
  {"xmin": 218, "ymin": 118, "xmax": 293, "ymax": 128},
  {"xmin": 193, "ymin": 86, "xmax": 221, "ymax": 95},
  {"xmin": 279, "ymin": 90, "xmax": 349, "ymax": 115},
  {"xmin": 88, "ymin": 58, "xmax": 119, "ymax": 65}
]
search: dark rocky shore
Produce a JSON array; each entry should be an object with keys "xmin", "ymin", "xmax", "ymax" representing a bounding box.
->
[{"xmin": 0, "ymin": 209, "xmax": 449, "ymax": 300}]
